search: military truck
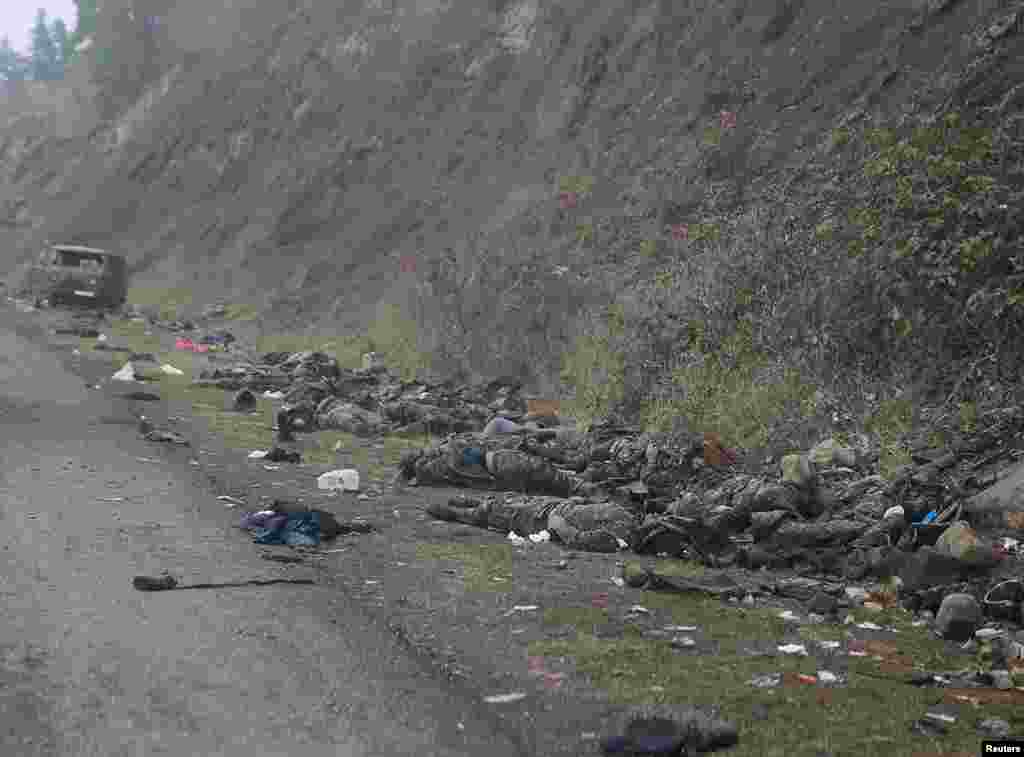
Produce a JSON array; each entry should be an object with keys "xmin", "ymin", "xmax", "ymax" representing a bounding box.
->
[{"xmin": 24, "ymin": 244, "xmax": 128, "ymax": 310}]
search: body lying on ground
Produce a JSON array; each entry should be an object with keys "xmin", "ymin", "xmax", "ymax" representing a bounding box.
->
[
  {"xmin": 427, "ymin": 495, "xmax": 639, "ymax": 552},
  {"xmin": 398, "ymin": 430, "xmax": 705, "ymax": 499}
]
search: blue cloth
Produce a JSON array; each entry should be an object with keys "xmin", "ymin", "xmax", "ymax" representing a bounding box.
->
[
  {"xmin": 463, "ymin": 447, "xmax": 484, "ymax": 467},
  {"xmin": 242, "ymin": 511, "xmax": 321, "ymax": 546},
  {"xmin": 240, "ymin": 512, "xmax": 287, "ymax": 531},
  {"xmin": 601, "ymin": 734, "xmax": 683, "ymax": 754}
]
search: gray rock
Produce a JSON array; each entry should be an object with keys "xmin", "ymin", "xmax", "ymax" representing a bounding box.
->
[
  {"xmin": 978, "ymin": 718, "xmax": 1011, "ymax": 739},
  {"xmin": 936, "ymin": 593, "xmax": 982, "ymax": 642}
]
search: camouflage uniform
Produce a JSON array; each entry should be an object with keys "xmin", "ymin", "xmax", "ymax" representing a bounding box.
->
[
  {"xmin": 315, "ymin": 397, "xmax": 384, "ymax": 436},
  {"xmin": 431, "ymin": 495, "xmax": 639, "ymax": 553},
  {"xmin": 276, "ymin": 378, "xmax": 336, "ymax": 440},
  {"xmin": 399, "ymin": 435, "xmax": 596, "ymax": 497}
]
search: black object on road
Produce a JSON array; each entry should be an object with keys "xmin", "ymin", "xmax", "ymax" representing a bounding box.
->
[{"xmin": 132, "ymin": 575, "xmax": 316, "ymax": 591}]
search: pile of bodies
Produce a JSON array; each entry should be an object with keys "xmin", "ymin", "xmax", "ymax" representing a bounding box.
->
[
  {"xmin": 193, "ymin": 350, "xmax": 536, "ymax": 437},
  {"xmin": 408, "ymin": 406, "xmax": 1024, "ymax": 623}
]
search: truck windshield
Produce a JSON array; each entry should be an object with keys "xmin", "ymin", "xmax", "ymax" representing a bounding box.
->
[{"xmin": 54, "ymin": 250, "xmax": 105, "ymax": 269}]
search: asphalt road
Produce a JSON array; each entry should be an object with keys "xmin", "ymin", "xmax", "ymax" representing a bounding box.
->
[{"xmin": 0, "ymin": 309, "xmax": 530, "ymax": 757}]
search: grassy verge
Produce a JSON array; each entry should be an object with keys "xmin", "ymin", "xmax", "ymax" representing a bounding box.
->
[
  {"xmin": 125, "ymin": 285, "xmax": 194, "ymax": 321},
  {"xmin": 414, "ymin": 543, "xmax": 514, "ymax": 592},
  {"xmin": 82, "ymin": 317, "xmax": 435, "ymax": 475},
  {"xmin": 222, "ymin": 302, "xmax": 260, "ymax": 321},
  {"xmin": 530, "ymin": 592, "xmax": 1021, "ymax": 756}
]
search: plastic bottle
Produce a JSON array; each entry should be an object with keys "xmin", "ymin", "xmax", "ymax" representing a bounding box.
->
[
  {"xmin": 340, "ymin": 468, "xmax": 360, "ymax": 491},
  {"xmin": 317, "ymin": 470, "xmax": 344, "ymax": 490},
  {"xmin": 317, "ymin": 469, "xmax": 360, "ymax": 492}
]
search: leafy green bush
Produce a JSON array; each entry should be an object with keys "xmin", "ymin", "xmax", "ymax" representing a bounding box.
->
[
  {"xmin": 558, "ymin": 175, "xmax": 595, "ymax": 196},
  {"xmin": 865, "ymin": 397, "xmax": 914, "ymax": 479},
  {"xmin": 641, "ymin": 321, "xmax": 815, "ymax": 449},
  {"xmin": 368, "ymin": 303, "xmax": 429, "ymax": 381},
  {"xmin": 560, "ymin": 306, "xmax": 627, "ymax": 428}
]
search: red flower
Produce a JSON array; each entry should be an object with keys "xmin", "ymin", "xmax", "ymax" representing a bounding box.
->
[
  {"xmin": 527, "ymin": 656, "xmax": 547, "ymax": 674},
  {"xmin": 669, "ymin": 223, "xmax": 689, "ymax": 241},
  {"xmin": 399, "ymin": 255, "xmax": 417, "ymax": 273},
  {"xmin": 720, "ymin": 110, "xmax": 737, "ymax": 130},
  {"xmin": 559, "ymin": 191, "xmax": 578, "ymax": 210}
]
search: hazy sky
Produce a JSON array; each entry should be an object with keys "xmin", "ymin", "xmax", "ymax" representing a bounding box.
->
[{"xmin": 1, "ymin": 1, "xmax": 78, "ymax": 54}]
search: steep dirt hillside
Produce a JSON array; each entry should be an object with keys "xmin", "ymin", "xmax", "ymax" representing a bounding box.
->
[{"xmin": 2, "ymin": 0, "xmax": 1023, "ymax": 398}]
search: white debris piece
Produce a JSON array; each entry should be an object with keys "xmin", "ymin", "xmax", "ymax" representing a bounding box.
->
[
  {"xmin": 856, "ymin": 622, "xmax": 884, "ymax": 631},
  {"xmin": 111, "ymin": 363, "xmax": 136, "ymax": 381},
  {"xmin": 778, "ymin": 643, "xmax": 808, "ymax": 656},
  {"xmin": 484, "ymin": 693, "xmax": 527, "ymax": 704}
]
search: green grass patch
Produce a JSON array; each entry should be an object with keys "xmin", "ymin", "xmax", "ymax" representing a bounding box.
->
[
  {"xmin": 560, "ymin": 332, "xmax": 625, "ymax": 429},
  {"xmin": 222, "ymin": 302, "xmax": 260, "ymax": 321},
  {"xmin": 126, "ymin": 286, "xmax": 194, "ymax": 321},
  {"xmin": 558, "ymin": 175, "xmax": 595, "ymax": 195},
  {"xmin": 641, "ymin": 322, "xmax": 816, "ymax": 449},
  {"xmin": 634, "ymin": 559, "xmax": 706, "ymax": 579},
  {"xmin": 415, "ymin": 543, "xmax": 513, "ymax": 592},
  {"xmin": 542, "ymin": 606, "xmax": 610, "ymax": 630},
  {"xmin": 531, "ymin": 593, "xmax": 1022, "ymax": 756},
  {"xmin": 368, "ymin": 303, "xmax": 429, "ymax": 381}
]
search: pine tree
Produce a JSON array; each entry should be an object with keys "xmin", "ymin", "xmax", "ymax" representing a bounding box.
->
[
  {"xmin": 70, "ymin": 0, "xmax": 99, "ymax": 48},
  {"xmin": 51, "ymin": 18, "xmax": 72, "ymax": 69},
  {"xmin": 30, "ymin": 9, "xmax": 60, "ymax": 80},
  {"xmin": 0, "ymin": 37, "xmax": 30, "ymax": 82}
]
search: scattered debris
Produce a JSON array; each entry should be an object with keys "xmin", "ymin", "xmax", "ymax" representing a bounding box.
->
[
  {"xmin": 133, "ymin": 575, "xmax": 315, "ymax": 591},
  {"xmin": 111, "ymin": 363, "xmax": 136, "ymax": 381},
  {"xmin": 261, "ymin": 553, "xmax": 304, "ymax": 564},
  {"xmin": 483, "ymin": 692, "xmax": 527, "ymax": 704}
]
